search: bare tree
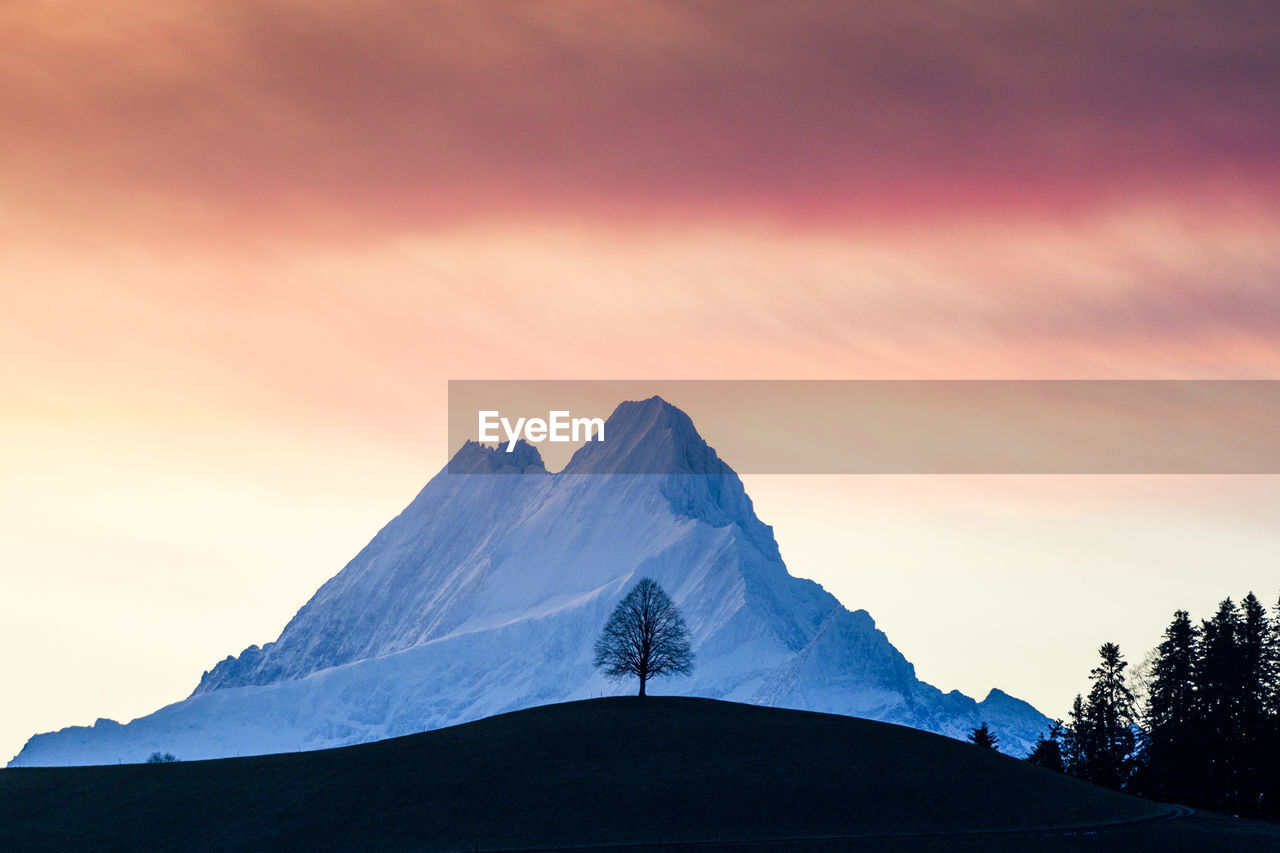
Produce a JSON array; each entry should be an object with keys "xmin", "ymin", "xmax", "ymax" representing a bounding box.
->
[{"xmin": 594, "ymin": 577, "xmax": 694, "ymax": 696}]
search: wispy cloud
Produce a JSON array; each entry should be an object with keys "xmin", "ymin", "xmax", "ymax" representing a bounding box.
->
[{"xmin": 2, "ymin": 1, "xmax": 1276, "ymax": 237}]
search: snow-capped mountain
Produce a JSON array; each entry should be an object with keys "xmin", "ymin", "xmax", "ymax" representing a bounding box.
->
[{"xmin": 10, "ymin": 397, "xmax": 1048, "ymax": 766}]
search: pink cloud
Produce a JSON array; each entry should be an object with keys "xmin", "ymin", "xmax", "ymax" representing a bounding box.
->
[{"xmin": 1, "ymin": 0, "xmax": 1276, "ymax": 237}]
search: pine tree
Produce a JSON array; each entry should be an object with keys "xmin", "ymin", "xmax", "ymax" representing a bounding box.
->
[
  {"xmin": 1026, "ymin": 721, "xmax": 1066, "ymax": 773},
  {"xmin": 1062, "ymin": 694, "xmax": 1088, "ymax": 779},
  {"xmin": 1271, "ymin": 592, "xmax": 1280, "ymax": 718},
  {"xmin": 1082, "ymin": 642, "xmax": 1137, "ymax": 790},
  {"xmin": 1143, "ymin": 610, "xmax": 1201, "ymax": 803},
  {"xmin": 1198, "ymin": 598, "xmax": 1243, "ymax": 731},
  {"xmin": 1238, "ymin": 593, "xmax": 1272, "ymax": 814},
  {"xmin": 968, "ymin": 721, "xmax": 999, "ymax": 750},
  {"xmin": 1087, "ymin": 591, "xmax": 1280, "ymax": 816},
  {"xmin": 1240, "ymin": 594, "xmax": 1272, "ymax": 736},
  {"xmin": 1198, "ymin": 598, "xmax": 1244, "ymax": 812},
  {"xmin": 1267, "ymin": 592, "xmax": 1280, "ymax": 818}
]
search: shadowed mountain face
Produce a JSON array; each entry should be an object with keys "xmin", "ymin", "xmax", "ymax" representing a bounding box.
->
[{"xmin": 11, "ymin": 398, "xmax": 1048, "ymax": 766}]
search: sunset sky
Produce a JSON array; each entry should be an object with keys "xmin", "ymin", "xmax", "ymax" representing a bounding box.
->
[{"xmin": 2, "ymin": 1, "xmax": 1279, "ymax": 762}]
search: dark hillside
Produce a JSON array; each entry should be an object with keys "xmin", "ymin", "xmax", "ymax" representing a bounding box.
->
[{"xmin": 2, "ymin": 697, "xmax": 1275, "ymax": 851}]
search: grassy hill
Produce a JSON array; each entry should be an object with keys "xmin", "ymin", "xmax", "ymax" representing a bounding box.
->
[{"xmin": 2, "ymin": 697, "xmax": 1276, "ymax": 851}]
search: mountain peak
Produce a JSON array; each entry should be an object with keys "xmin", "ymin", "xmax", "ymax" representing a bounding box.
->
[
  {"xmin": 10, "ymin": 396, "xmax": 1050, "ymax": 767},
  {"xmin": 563, "ymin": 396, "xmax": 729, "ymax": 475},
  {"xmin": 448, "ymin": 439, "xmax": 547, "ymax": 474}
]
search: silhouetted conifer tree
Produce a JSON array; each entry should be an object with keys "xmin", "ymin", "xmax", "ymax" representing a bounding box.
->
[
  {"xmin": 1238, "ymin": 593, "xmax": 1272, "ymax": 813},
  {"xmin": 968, "ymin": 721, "xmax": 999, "ymax": 750},
  {"xmin": 1141, "ymin": 610, "xmax": 1201, "ymax": 803},
  {"xmin": 1271, "ymin": 592, "xmax": 1280, "ymax": 716},
  {"xmin": 1026, "ymin": 721, "xmax": 1066, "ymax": 773},
  {"xmin": 1081, "ymin": 642, "xmax": 1137, "ymax": 790},
  {"xmin": 1197, "ymin": 598, "xmax": 1244, "ymax": 812},
  {"xmin": 1071, "ymin": 591, "xmax": 1280, "ymax": 816},
  {"xmin": 1267, "ymin": 592, "xmax": 1280, "ymax": 818},
  {"xmin": 1062, "ymin": 694, "xmax": 1088, "ymax": 779}
]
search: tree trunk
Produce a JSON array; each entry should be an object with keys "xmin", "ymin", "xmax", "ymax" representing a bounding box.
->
[{"xmin": 638, "ymin": 672, "xmax": 647, "ymax": 697}]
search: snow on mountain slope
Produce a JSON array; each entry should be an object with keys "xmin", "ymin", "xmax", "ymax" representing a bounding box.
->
[{"xmin": 10, "ymin": 397, "xmax": 1050, "ymax": 766}]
